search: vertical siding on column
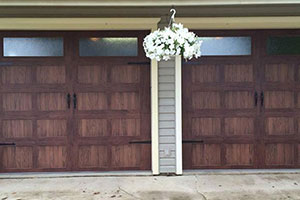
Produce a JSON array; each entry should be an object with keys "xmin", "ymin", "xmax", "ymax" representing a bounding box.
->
[{"xmin": 158, "ymin": 58, "xmax": 176, "ymax": 173}]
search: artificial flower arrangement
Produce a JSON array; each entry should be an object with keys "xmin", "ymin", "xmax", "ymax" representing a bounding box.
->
[{"xmin": 143, "ymin": 23, "xmax": 203, "ymax": 61}]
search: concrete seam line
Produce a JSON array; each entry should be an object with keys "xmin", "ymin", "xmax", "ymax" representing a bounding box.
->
[
  {"xmin": 118, "ymin": 186, "xmax": 141, "ymax": 199},
  {"xmin": 194, "ymin": 176, "xmax": 208, "ymax": 200}
]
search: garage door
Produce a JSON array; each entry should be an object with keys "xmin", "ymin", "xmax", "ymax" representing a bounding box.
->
[
  {"xmin": 0, "ymin": 31, "xmax": 151, "ymax": 172},
  {"xmin": 183, "ymin": 30, "xmax": 300, "ymax": 169}
]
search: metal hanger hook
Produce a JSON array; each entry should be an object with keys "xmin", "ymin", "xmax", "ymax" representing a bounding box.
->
[
  {"xmin": 168, "ymin": 8, "xmax": 176, "ymax": 27},
  {"xmin": 170, "ymin": 9, "xmax": 176, "ymax": 21}
]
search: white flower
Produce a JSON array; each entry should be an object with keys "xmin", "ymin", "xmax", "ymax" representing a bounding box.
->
[
  {"xmin": 164, "ymin": 49, "xmax": 170, "ymax": 55},
  {"xmin": 143, "ymin": 23, "xmax": 202, "ymax": 61}
]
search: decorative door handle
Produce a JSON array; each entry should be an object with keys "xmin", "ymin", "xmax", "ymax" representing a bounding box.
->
[
  {"xmin": 260, "ymin": 92, "xmax": 264, "ymax": 107},
  {"xmin": 67, "ymin": 93, "xmax": 71, "ymax": 109},
  {"xmin": 254, "ymin": 91, "xmax": 258, "ymax": 106},
  {"xmin": 73, "ymin": 93, "xmax": 77, "ymax": 109}
]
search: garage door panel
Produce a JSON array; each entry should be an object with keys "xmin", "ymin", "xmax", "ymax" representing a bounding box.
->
[
  {"xmin": 183, "ymin": 30, "xmax": 300, "ymax": 170},
  {"xmin": 77, "ymin": 93, "xmax": 108, "ymax": 110},
  {"xmin": 37, "ymin": 146, "xmax": 67, "ymax": 169},
  {"xmin": 37, "ymin": 119, "xmax": 67, "ymax": 138},
  {"xmin": 191, "ymin": 144, "xmax": 222, "ymax": 167},
  {"xmin": 183, "ymin": 59, "xmax": 257, "ymax": 169},
  {"xmin": 224, "ymin": 64, "xmax": 253, "ymax": 82},
  {"xmin": 265, "ymin": 143, "xmax": 295, "ymax": 166},
  {"xmin": 264, "ymin": 91, "xmax": 294, "ymax": 109},
  {"xmin": 225, "ymin": 118, "xmax": 254, "ymax": 136},
  {"xmin": 75, "ymin": 61, "xmax": 150, "ymax": 170},
  {"xmin": 74, "ymin": 33, "xmax": 151, "ymax": 171},
  {"xmin": 192, "ymin": 92, "xmax": 221, "ymax": 109},
  {"xmin": 298, "ymin": 65, "xmax": 300, "ymax": 82},
  {"xmin": 0, "ymin": 31, "xmax": 151, "ymax": 172},
  {"xmin": 77, "ymin": 65, "xmax": 107, "ymax": 84},
  {"xmin": 298, "ymin": 119, "xmax": 300, "ymax": 133},
  {"xmin": 191, "ymin": 65, "xmax": 220, "ymax": 83},
  {"xmin": 225, "ymin": 91, "xmax": 254, "ymax": 109},
  {"xmin": 297, "ymin": 93, "xmax": 300, "ymax": 108},
  {"xmin": 191, "ymin": 118, "xmax": 221, "ymax": 136},
  {"xmin": 2, "ymin": 146, "xmax": 33, "ymax": 169},
  {"xmin": 1, "ymin": 66, "xmax": 32, "ymax": 84},
  {"xmin": 263, "ymin": 60, "xmax": 298, "ymax": 168},
  {"xmin": 265, "ymin": 64, "xmax": 294, "ymax": 82},
  {"xmin": 298, "ymin": 145, "xmax": 300, "ymax": 165},
  {"xmin": 36, "ymin": 66, "xmax": 66, "ymax": 84},
  {"xmin": 111, "ymin": 145, "xmax": 141, "ymax": 168},
  {"xmin": 265, "ymin": 117, "xmax": 294, "ymax": 136},
  {"xmin": 78, "ymin": 119, "xmax": 108, "ymax": 137},
  {"xmin": 111, "ymin": 92, "xmax": 139, "ymax": 110},
  {"xmin": 2, "ymin": 120, "xmax": 33, "ymax": 138},
  {"xmin": 37, "ymin": 93, "xmax": 66, "ymax": 111},
  {"xmin": 3, "ymin": 93, "xmax": 32, "ymax": 111},
  {"xmin": 78, "ymin": 145, "xmax": 109, "ymax": 168},
  {"xmin": 225, "ymin": 144, "xmax": 254, "ymax": 166},
  {"xmin": 111, "ymin": 118, "xmax": 140, "ymax": 136},
  {"xmin": 111, "ymin": 65, "xmax": 140, "ymax": 83}
]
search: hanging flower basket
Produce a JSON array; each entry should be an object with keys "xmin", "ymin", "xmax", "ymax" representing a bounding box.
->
[{"xmin": 143, "ymin": 16, "xmax": 203, "ymax": 61}]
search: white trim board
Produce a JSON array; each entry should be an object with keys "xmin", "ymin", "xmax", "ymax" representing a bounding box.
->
[
  {"xmin": 175, "ymin": 55, "xmax": 182, "ymax": 175},
  {"xmin": 151, "ymin": 58, "xmax": 159, "ymax": 175},
  {"xmin": 177, "ymin": 17, "xmax": 300, "ymax": 29},
  {"xmin": 0, "ymin": 18, "xmax": 160, "ymax": 30},
  {"xmin": 1, "ymin": 17, "xmax": 299, "ymax": 31}
]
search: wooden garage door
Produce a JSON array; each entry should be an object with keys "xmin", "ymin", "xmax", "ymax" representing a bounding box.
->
[
  {"xmin": 183, "ymin": 30, "xmax": 300, "ymax": 169},
  {"xmin": 0, "ymin": 31, "xmax": 151, "ymax": 172}
]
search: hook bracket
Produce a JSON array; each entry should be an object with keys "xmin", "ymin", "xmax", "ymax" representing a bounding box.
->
[{"xmin": 168, "ymin": 9, "xmax": 176, "ymax": 28}]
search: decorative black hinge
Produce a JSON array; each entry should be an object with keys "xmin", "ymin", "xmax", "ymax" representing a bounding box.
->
[
  {"xmin": 0, "ymin": 142, "xmax": 16, "ymax": 146},
  {"xmin": 182, "ymin": 140, "xmax": 204, "ymax": 143},
  {"xmin": 127, "ymin": 62, "xmax": 150, "ymax": 65},
  {"xmin": 129, "ymin": 140, "xmax": 151, "ymax": 144},
  {"xmin": 182, "ymin": 61, "xmax": 203, "ymax": 65}
]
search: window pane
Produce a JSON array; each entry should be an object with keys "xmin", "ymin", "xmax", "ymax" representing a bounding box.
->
[
  {"xmin": 199, "ymin": 37, "xmax": 251, "ymax": 56},
  {"xmin": 79, "ymin": 37, "xmax": 138, "ymax": 56},
  {"xmin": 267, "ymin": 36, "xmax": 300, "ymax": 55},
  {"xmin": 3, "ymin": 37, "xmax": 63, "ymax": 57}
]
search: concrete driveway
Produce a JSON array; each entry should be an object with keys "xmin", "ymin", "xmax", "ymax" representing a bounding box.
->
[{"xmin": 1, "ymin": 172, "xmax": 300, "ymax": 200}]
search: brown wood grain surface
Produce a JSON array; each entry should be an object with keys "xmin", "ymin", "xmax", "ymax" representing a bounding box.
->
[
  {"xmin": 183, "ymin": 30, "xmax": 300, "ymax": 169},
  {"xmin": 0, "ymin": 31, "xmax": 151, "ymax": 172}
]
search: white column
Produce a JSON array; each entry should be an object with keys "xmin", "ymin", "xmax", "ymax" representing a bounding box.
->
[{"xmin": 175, "ymin": 55, "xmax": 182, "ymax": 175}]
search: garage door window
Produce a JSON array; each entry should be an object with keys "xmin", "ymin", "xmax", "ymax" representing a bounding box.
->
[
  {"xmin": 199, "ymin": 37, "xmax": 251, "ymax": 56},
  {"xmin": 3, "ymin": 37, "xmax": 64, "ymax": 57},
  {"xmin": 79, "ymin": 37, "xmax": 138, "ymax": 56},
  {"xmin": 267, "ymin": 36, "xmax": 300, "ymax": 55}
]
